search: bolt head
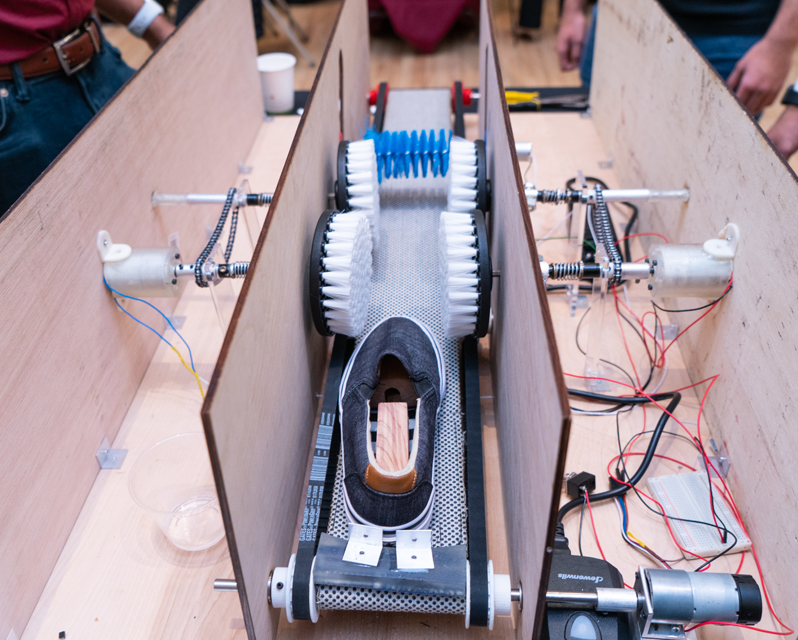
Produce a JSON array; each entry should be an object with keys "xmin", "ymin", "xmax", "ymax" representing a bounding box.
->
[{"xmin": 671, "ymin": 627, "xmax": 680, "ymax": 634}]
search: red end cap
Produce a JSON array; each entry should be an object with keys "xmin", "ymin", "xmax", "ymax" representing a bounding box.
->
[
  {"xmin": 462, "ymin": 88, "xmax": 473, "ymax": 107},
  {"xmin": 369, "ymin": 89, "xmax": 378, "ymax": 106}
]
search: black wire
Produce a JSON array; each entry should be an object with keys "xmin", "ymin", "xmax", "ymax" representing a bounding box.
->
[
  {"xmin": 564, "ymin": 175, "xmax": 638, "ymax": 263},
  {"xmin": 556, "ymin": 392, "xmax": 681, "ymax": 525},
  {"xmin": 614, "ymin": 413, "xmax": 738, "ymax": 570},
  {"xmin": 651, "ymin": 283, "xmax": 733, "ymax": 313},
  {"xmin": 571, "ymin": 301, "xmax": 656, "ymax": 412},
  {"xmin": 547, "ymin": 284, "xmax": 593, "ymax": 292},
  {"xmin": 622, "ymin": 203, "xmax": 639, "ymax": 264},
  {"xmin": 578, "ymin": 499, "xmax": 586, "ymax": 556}
]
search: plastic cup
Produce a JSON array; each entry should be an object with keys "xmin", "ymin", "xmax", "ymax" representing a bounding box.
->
[
  {"xmin": 257, "ymin": 52, "xmax": 297, "ymax": 114},
  {"xmin": 129, "ymin": 433, "xmax": 225, "ymax": 551}
]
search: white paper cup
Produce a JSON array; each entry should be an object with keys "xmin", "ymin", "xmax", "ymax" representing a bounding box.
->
[{"xmin": 257, "ymin": 52, "xmax": 297, "ymax": 114}]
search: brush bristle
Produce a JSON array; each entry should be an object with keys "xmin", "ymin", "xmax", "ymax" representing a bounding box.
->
[
  {"xmin": 447, "ymin": 138, "xmax": 478, "ymax": 213},
  {"xmin": 320, "ymin": 211, "xmax": 372, "ymax": 336},
  {"xmin": 438, "ymin": 210, "xmax": 481, "ymax": 338},
  {"xmin": 346, "ymin": 140, "xmax": 380, "ymax": 249}
]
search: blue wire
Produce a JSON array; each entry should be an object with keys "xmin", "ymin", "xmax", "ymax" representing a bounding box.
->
[{"xmin": 103, "ymin": 276, "xmax": 197, "ymax": 372}]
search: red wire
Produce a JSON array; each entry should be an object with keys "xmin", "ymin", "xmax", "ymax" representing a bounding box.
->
[
  {"xmin": 684, "ymin": 622, "xmax": 793, "ymax": 636},
  {"xmin": 570, "ymin": 370, "xmax": 794, "ymax": 634},
  {"xmin": 658, "ymin": 275, "xmax": 733, "ymax": 360},
  {"xmin": 584, "ymin": 491, "xmax": 607, "ymax": 561},
  {"xmin": 614, "ymin": 232, "xmax": 670, "ymax": 246},
  {"xmin": 736, "ymin": 550, "xmax": 746, "ymax": 574},
  {"xmin": 613, "ymin": 286, "xmax": 641, "ymax": 388},
  {"xmin": 608, "ymin": 451, "xmax": 697, "ymax": 471}
]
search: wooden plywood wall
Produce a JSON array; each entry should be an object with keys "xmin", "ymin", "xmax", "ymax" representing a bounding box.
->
[
  {"xmin": 592, "ymin": 0, "xmax": 798, "ymax": 626},
  {"xmin": 478, "ymin": 2, "xmax": 571, "ymax": 639},
  {"xmin": 0, "ymin": 0, "xmax": 263, "ymax": 637},
  {"xmin": 200, "ymin": 1, "xmax": 370, "ymax": 638}
]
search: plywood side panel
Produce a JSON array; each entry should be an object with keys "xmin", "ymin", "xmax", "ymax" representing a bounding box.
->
[
  {"xmin": 0, "ymin": 1, "xmax": 262, "ymax": 636},
  {"xmin": 478, "ymin": 2, "xmax": 571, "ymax": 639},
  {"xmin": 592, "ymin": 0, "xmax": 798, "ymax": 626},
  {"xmin": 201, "ymin": 1, "xmax": 370, "ymax": 639}
]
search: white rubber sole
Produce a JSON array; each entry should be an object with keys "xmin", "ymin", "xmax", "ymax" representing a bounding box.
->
[{"xmin": 338, "ymin": 316, "xmax": 447, "ymax": 536}]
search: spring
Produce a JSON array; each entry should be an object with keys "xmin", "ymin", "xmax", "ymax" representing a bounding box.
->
[
  {"xmin": 549, "ymin": 261, "xmax": 584, "ymax": 280},
  {"xmin": 537, "ymin": 189, "xmax": 578, "ymax": 204},
  {"xmin": 226, "ymin": 262, "xmax": 249, "ymax": 278}
]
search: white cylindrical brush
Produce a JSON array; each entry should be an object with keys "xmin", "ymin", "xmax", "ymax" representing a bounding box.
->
[
  {"xmin": 320, "ymin": 211, "xmax": 372, "ymax": 336},
  {"xmin": 447, "ymin": 138, "xmax": 479, "ymax": 213},
  {"xmin": 345, "ymin": 139, "xmax": 380, "ymax": 248},
  {"xmin": 438, "ymin": 211, "xmax": 482, "ymax": 337}
]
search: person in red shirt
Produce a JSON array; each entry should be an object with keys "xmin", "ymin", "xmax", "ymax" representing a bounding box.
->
[{"xmin": 0, "ymin": 0, "xmax": 174, "ymax": 214}]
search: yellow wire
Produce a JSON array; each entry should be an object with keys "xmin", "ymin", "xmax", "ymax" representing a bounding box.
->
[
  {"xmin": 505, "ymin": 90, "xmax": 541, "ymax": 106},
  {"xmin": 627, "ymin": 531, "xmax": 649, "ymax": 549},
  {"xmin": 170, "ymin": 345, "xmax": 205, "ymax": 399}
]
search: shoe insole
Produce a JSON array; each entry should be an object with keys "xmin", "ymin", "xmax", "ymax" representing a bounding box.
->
[
  {"xmin": 376, "ymin": 402, "xmax": 409, "ymax": 472},
  {"xmin": 373, "ymin": 354, "xmax": 417, "ymax": 405}
]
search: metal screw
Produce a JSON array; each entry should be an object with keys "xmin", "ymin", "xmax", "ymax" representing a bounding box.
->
[
  {"xmin": 276, "ymin": 582, "xmax": 284, "ymax": 590},
  {"xmin": 103, "ymin": 239, "xmax": 108, "ymax": 246},
  {"xmin": 412, "ymin": 538, "xmax": 417, "ymax": 542},
  {"xmin": 171, "ymin": 279, "xmax": 177, "ymax": 285},
  {"xmin": 411, "ymin": 555, "xmax": 417, "ymax": 560},
  {"xmin": 671, "ymin": 627, "xmax": 680, "ymax": 634},
  {"xmin": 648, "ymin": 284, "xmax": 654, "ymax": 290},
  {"xmin": 363, "ymin": 534, "xmax": 368, "ymax": 538},
  {"xmin": 359, "ymin": 550, "xmax": 364, "ymax": 555},
  {"xmin": 175, "ymin": 253, "xmax": 180, "ymax": 259}
]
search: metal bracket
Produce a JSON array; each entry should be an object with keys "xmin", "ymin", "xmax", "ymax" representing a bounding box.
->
[
  {"xmin": 598, "ymin": 157, "xmax": 614, "ymax": 169},
  {"xmin": 96, "ymin": 437, "xmax": 128, "ymax": 469},
  {"xmin": 662, "ymin": 323, "xmax": 679, "ymax": 340},
  {"xmin": 342, "ymin": 524, "xmax": 382, "ymax": 567},
  {"xmin": 396, "ymin": 529, "xmax": 434, "ymax": 570},
  {"xmin": 698, "ymin": 439, "xmax": 730, "ymax": 478}
]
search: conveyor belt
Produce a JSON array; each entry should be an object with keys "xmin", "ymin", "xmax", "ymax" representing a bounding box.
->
[{"xmin": 321, "ymin": 90, "xmax": 470, "ymax": 615}]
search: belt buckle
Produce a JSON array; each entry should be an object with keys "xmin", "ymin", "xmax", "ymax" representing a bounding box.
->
[{"xmin": 53, "ymin": 22, "xmax": 99, "ymax": 76}]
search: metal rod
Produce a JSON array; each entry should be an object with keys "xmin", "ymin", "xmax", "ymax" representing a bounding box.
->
[
  {"xmin": 592, "ymin": 188, "xmax": 689, "ymax": 203},
  {"xmin": 546, "ymin": 591, "xmax": 599, "ymax": 606},
  {"xmin": 151, "ymin": 192, "xmax": 273, "ymax": 207},
  {"xmin": 214, "ymin": 579, "xmax": 238, "ymax": 592}
]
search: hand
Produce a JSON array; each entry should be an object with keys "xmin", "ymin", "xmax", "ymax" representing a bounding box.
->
[
  {"xmin": 767, "ymin": 104, "xmax": 798, "ymax": 159},
  {"xmin": 728, "ymin": 37, "xmax": 793, "ymax": 114},
  {"xmin": 142, "ymin": 14, "xmax": 174, "ymax": 50},
  {"xmin": 556, "ymin": 9, "xmax": 586, "ymax": 72}
]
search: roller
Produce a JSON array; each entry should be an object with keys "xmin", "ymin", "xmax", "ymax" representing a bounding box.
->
[
  {"xmin": 438, "ymin": 209, "xmax": 492, "ymax": 338},
  {"xmin": 309, "ymin": 209, "xmax": 373, "ymax": 337},
  {"xmin": 335, "ymin": 139, "xmax": 380, "ymax": 248},
  {"xmin": 447, "ymin": 138, "xmax": 489, "ymax": 214},
  {"xmin": 364, "ymin": 129, "xmax": 452, "ymax": 181}
]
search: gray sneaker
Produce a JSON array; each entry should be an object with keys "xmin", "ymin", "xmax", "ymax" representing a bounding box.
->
[{"xmin": 338, "ymin": 317, "xmax": 445, "ymax": 534}]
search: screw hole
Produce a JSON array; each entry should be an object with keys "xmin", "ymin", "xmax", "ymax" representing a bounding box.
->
[
  {"xmin": 276, "ymin": 582, "xmax": 284, "ymax": 590},
  {"xmin": 411, "ymin": 555, "xmax": 417, "ymax": 560}
]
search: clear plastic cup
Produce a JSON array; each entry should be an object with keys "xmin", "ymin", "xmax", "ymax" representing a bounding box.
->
[{"xmin": 129, "ymin": 433, "xmax": 225, "ymax": 551}]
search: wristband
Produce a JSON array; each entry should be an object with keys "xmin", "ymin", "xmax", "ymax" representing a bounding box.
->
[{"xmin": 127, "ymin": 0, "xmax": 164, "ymax": 38}]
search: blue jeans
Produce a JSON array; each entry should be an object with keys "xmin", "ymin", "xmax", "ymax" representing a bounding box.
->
[
  {"xmin": 580, "ymin": 5, "xmax": 760, "ymax": 88},
  {"xmin": 0, "ymin": 33, "xmax": 135, "ymax": 214}
]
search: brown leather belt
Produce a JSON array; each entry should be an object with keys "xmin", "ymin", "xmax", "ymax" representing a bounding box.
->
[{"xmin": 0, "ymin": 19, "xmax": 102, "ymax": 81}]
